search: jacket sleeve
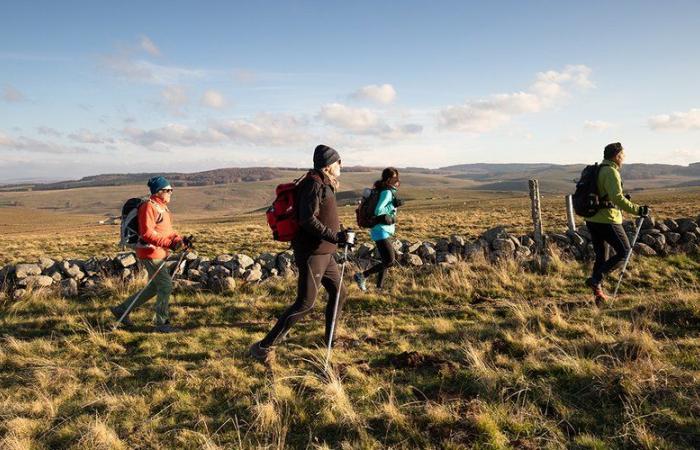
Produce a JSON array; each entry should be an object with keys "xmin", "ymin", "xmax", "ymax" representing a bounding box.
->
[
  {"xmin": 138, "ymin": 202, "xmax": 176, "ymax": 248},
  {"xmin": 602, "ymin": 167, "xmax": 641, "ymax": 215},
  {"xmin": 374, "ymin": 189, "xmax": 394, "ymax": 216},
  {"xmin": 297, "ymin": 181, "xmax": 338, "ymax": 243}
]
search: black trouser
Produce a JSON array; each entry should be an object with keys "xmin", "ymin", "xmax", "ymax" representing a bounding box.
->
[
  {"xmin": 362, "ymin": 238, "xmax": 396, "ymax": 288},
  {"xmin": 260, "ymin": 252, "xmax": 347, "ymax": 348},
  {"xmin": 586, "ymin": 221, "xmax": 631, "ymax": 284}
]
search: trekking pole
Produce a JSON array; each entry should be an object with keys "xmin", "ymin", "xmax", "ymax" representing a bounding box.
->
[
  {"xmin": 325, "ymin": 231, "xmax": 355, "ymax": 369},
  {"xmin": 612, "ymin": 216, "xmax": 645, "ymax": 300},
  {"xmin": 113, "ymin": 250, "xmax": 187, "ymax": 329}
]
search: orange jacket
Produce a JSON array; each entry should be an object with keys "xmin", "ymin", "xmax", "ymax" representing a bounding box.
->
[{"xmin": 136, "ymin": 195, "xmax": 181, "ymax": 260}]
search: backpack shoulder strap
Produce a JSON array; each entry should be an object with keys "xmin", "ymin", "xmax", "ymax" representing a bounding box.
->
[{"xmin": 146, "ymin": 199, "xmax": 167, "ymax": 223}]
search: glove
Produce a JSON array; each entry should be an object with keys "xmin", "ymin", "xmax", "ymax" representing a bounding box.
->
[
  {"xmin": 183, "ymin": 235, "xmax": 195, "ymax": 249},
  {"xmin": 377, "ymin": 214, "xmax": 396, "ymax": 225},
  {"xmin": 169, "ymin": 238, "xmax": 184, "ymax": 251},
  {"xmin": 638, "ymin": 205, "xmax": 650, "ymax": 217},
  {"xmin": 392, "ymin": 197, "xmax": 405, "ymax": 208},
  {"xmin": 335, "ymin": 230, "xmax": 348, "ymax": 245}
]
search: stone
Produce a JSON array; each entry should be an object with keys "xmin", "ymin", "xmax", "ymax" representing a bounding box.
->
[
  {"xmin": 515, "ymin": 246, "xmax": 532, "ymax": 258},
  {"xmin": 405, "ymin": 242, "xmax": 422, "ymax": 253},
  {"xmin": 435, "ymin": 238, "xmax": 450, "ymax": 253},
  {"xmin": 15, "ymin": 264, "xmax": 41, "ymax": 279},
  {"xmin": 462, "ymin": 242, "xmax": 485, "ymax": 260},
  {"xmin": 38, "ymin": 256, "xmax": 56, "ymax": 271},
  {"xmin": 215, "ymin": 254, "xmax": 233, "ymax": 264},
  {"xmin": 450, "ymin": 234, "xmax": 466, "ymax": 247},
  {"xmin": 244, "ymin": 263, "xmax": 263, "ymax": 282},
  {"xmin": 664, "ymin": 219, "xmax": 678, "ymax": 231},
  {"xmin": 209, "ymin": 276, "xmax": 236, "ymax": 294},
  {"xmin": 437, "ymin": 253, "xmax": 459, "ymax": 264},
  {"xmin": 391, "ymin": 239, "xmax": 404, "ymax": 253},
  {"xmin": 115, "ymin": 253, "xmax": 137, "ymax": 268},
  {"xmin": 520, "ymin": 235, "xmax": 536, "ymax": 248},
  {"xmin": 492, "ymin": 238, "xmax": 516, "ymax": 253},
  {"xmin": 677, "ymin": 219, "xmax": 698, "ymax": 234},
  {"xmin": 257, "ymin": 253, "xmax": 277, "ymax": 270},
  {"xmin": 17, "ymin": 275, "xmax": 53, "ymax": 288},
  {"xmin": 185, "ymin": 251, "xmax": 199, "ymax": 261},
  {"xmin": 60, "ymin": 278, "xmax": 79, "ymax": 297},
  {"xmin": 681, "ymin": 232, "xmax": 697, "ymax": 244},
  {"xmin": 567, "ymin": 231, "xmax": 586, "ymax": 248},
  {"xmin": 664, "ymin": 232, "xmax": 681, "ymax": 245},
  {"xmin": 404, "ymin": 254, "xmax": 423, "ymax": 267},
  {"xmin": 61, "ymin": 262, "xmax": 85, "ymax": 280},
  {"xmin": 208, "ymin": 265, "xmax": 231, "ymax": 278},
  {"xmin": 187, "ymin": 269, "xmax": 203, "ymax": 281},
  {"xmin": 634, "ymin": 243, "xmax": 657, "ymax": 257},
  {"xmin": 482, "ymin": 226, "xmax": 508, "ymax": 244},
  {"xmin": 13, "ymin": 289, "xmax": 27, "ymax": 301},
  {"xmin": 656, "ymin": 223, "xmax": 670, "ymax": 233},
  {"xmin": 276, "ymin": 252, "xmax": 295, "ymax": 275},
  {"xmin": 417, "ymin": 243, "xmax": 436, "ymax": 262},
  {"xmin": 641, "ymin": 216, "xmax": 656, "ymax": 230},
  {"xmin": 235, "ymin": 254, "xmax": 255, "ymax": 269}
]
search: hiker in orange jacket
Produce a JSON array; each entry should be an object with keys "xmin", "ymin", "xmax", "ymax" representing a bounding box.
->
[{"xmin": 111, "ymin": 176, "xmax": 188, "ymax": 332}]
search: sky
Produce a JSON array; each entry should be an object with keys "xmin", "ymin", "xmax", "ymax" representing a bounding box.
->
[{"xmin": 1, "ymin": 0, "xmax": 699, "ymax": 181}]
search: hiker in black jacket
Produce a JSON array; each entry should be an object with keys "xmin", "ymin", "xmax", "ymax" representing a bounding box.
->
[{"xmin": 250, "ymin": 145, "xmax": 351, "ymax": 362}]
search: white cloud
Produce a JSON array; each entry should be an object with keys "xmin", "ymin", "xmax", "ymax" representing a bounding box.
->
[
  {"xmin": 319, "ymin": 103, "xmax": 382, "ymax": 132},
  {"xmin": 101, "ymin": 52, "xmax": 205, "ymax": 85},
  {"xmin": 318, "ymin": 103, "xmax": 421, "ymax": 139},
  {"xmin": 438, "ymin": 65, "xmax": 593, "ymax": 133},
  {"xmin": 584, "ymin": 120, "xmax": 613, "ymax": 131},
  {"xmin": 139, "ymin": 35, "xmax": 161, "ymax": 57},
  {"xmin": 352, "ymin": 84, "xmax": 397, "ymax": 105},
  {"xmin": 36, "ymin": 126, "xmax": 62, "ymax": 137},
  {"xmin": 68, "ymin": 129, "xmax": 115, "ymax": 144},
  {"xmin": 0, "ymin": 133, "xmax": 90, "ymax": 154},
  {"xmin": 161, "ymin": 85, "xmax": 188, "ymax": 114},
  {"xmin": 213, "ymin": 114, "xmax": 310, "ymax": 145},
  {"xmin": 2, "ymin": 85, "xmax": 25, "ymax": 102},
  {"xmin": 201, "ymin": 90, "xmax": 227, "ymax": 109},
  {"xmin": 124, "ymin": 114, "xmax": 310, "ymax": 149},
  {"xmin": 648, "ymin": 108, "xmax": 700, "ymax": 131}
]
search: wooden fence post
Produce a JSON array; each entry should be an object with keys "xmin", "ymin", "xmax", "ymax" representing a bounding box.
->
[
  {"xmin": 565, "ymin": 194, "xmax": 576, "ymax": 233},
  {"xmin": 528, "ymin": 179, "xmax": 544, "ymax": 253}
]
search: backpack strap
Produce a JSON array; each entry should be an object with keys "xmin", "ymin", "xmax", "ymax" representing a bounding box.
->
[
  {"xmin": 596, "ymin": 163, "xmax": 617, "ymax": 209},
  {"xmin": 147, "ymin": 199, "xmax": 167, "ymax": 224}
]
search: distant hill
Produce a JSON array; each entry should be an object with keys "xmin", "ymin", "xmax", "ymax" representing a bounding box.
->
[{"xmin": 2, "ymin": 162, "xmax": 700, "ymax": 195}]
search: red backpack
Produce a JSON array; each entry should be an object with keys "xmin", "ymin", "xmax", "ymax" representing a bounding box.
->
[{"xmin": 266, "ymin": 172, "xmax": 321, "ymax": 241}]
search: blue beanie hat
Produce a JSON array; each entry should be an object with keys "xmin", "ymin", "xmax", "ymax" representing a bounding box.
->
[{"xmin": 147, "ymin": 176, "xmax": 172, "ymax": 194}]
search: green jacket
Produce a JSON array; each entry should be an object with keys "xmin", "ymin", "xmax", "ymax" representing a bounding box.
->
[{"xmin": 587, "ymin": 159, "xmax": 641, "ymax": 224}]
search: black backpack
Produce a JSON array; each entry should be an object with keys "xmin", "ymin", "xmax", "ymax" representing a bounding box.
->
[
  {"xmin": 119, "ymin": 197, "xmax": 164, "ymax": 249},
  {"xmin": 572, "ymin": 163, "xmax": 612, "ymax": 217},
  {"xmin": 355, "ymin": 188, "xmax": 381, "ymax": 228}
]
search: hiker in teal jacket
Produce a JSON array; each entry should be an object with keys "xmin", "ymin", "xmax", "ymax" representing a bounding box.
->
[
  {"xmin": 354, "ymin": 167, "xmax": 403, "ymax": 291},
  {"xmin": 585, "ymin": 142, "xmax": 650, "ymax": 303}
]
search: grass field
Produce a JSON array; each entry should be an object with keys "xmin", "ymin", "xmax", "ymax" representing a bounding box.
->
[
  {"xmin": 1, "ymin": 181, "xmax": 699, "ymax": 448},
  {"xmin": 1, "ymin": 251, "xmax": 699, "ymax": 448}
]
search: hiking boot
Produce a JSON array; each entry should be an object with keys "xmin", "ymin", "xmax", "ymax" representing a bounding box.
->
[
  {"xmin": 249, "ymin": 341, "xmax": 275, "ymax": 364},
  {"xmin": 353, "ymin": 272, "xmax": 367, "ymax": 292},
  {"xmin": 154, "ymin": 323, "xmax": 177, "ymax": 333},
  {"xmin": 110, "ymin": 306, "xmax": 134, "ymax": 328},
  {"xmin": 586, "ymin": 278, "xmax": 608, "ymax": 305}
]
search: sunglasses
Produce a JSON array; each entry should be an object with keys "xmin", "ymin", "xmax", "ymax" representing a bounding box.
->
[{"xmin": 161, "ymin": 188, "xmax": 173, "ymax": 193}]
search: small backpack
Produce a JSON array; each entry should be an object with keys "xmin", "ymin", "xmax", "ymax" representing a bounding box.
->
[
  {"xmin": 572, "ymin": 163, "xmax": 611, "ymax": 217},
  {"xmin": 120, "ymin": 197, "xmax": 164, "ymax": 249},
  {"xmin": 266, "ymin": 172, "xmax": 321, "ymax": 241},
  {"xmin": 355, "ymin": 187, "xmax": 381, "ymax": 228}
]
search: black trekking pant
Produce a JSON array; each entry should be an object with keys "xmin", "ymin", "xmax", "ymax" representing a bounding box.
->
[
  {"xmin": 260, "ymin": 252, "xmax": 347, "ymax": 348},
  {"xmin": 586, "ymin": 221, "xmax": 631, "ymax": 284},
  {"xmin": 362, "ymin": 238, "xmax": 396, "ymax": 288}
]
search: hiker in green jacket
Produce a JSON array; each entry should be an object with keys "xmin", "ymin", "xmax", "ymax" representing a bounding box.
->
[{"xmin": 585, "ymin": 142, "xmax": 650, "ymax": 303}]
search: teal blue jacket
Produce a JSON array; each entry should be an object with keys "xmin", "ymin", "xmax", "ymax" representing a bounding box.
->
[{"xmin": 370, "ymin": 188, "xmax": 397, "ymax": 241}]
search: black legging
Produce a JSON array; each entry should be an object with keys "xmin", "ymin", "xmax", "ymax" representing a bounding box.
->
[
  {"xmin": 260, "ymin": 252, "xmax": 347, "ymax": 348},
  {"xmin": 586, "ymin": 221, "xmax": 631, "ymax": 284},
  {"xmin": 362, "ymin": 238, "xmax": 396, "ymax": 288}
]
